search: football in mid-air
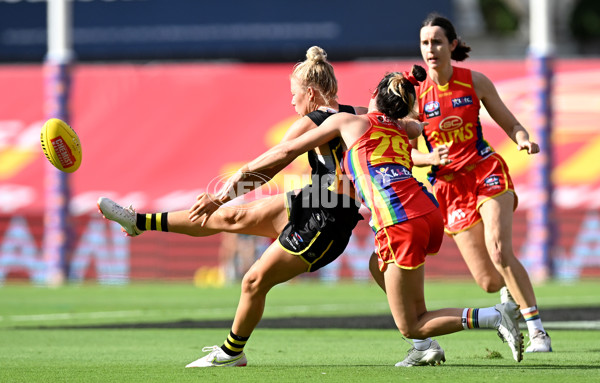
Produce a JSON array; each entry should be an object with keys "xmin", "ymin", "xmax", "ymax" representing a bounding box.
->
[{"xmin": 40, "ymin": 118, "xmax": 82, "ymax": 173}]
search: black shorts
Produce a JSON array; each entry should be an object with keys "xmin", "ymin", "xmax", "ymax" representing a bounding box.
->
[{"xmin": 278, "ymin": 185, "xmax": 363, "ymax": 272}]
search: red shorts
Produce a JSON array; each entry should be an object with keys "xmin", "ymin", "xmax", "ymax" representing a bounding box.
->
[
  {"xmin": 374, "ymin": 209, "xmax": 444, "ymax": 272},
  {"xmin": 433, "ymin": 154, "xmax": 518, "ymax": 234}
]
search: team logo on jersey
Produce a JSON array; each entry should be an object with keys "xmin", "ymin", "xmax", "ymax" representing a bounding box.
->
[
  {"xmin": 451, "ymin": 96, "xmax": 473, "ymax": 108},
  {"xmin": 484, "ymin": 175, "xmax": 500, "ymax": 188},
  {"xmin": 439, "ymin": 116, "xmax": 463, "ymax": 131},
  {"xmin": 424, "ymin": 101, "xmax": 440, "ymax": 118}
]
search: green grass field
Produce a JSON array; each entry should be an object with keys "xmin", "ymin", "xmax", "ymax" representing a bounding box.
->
[{"xmin": 1, "ymin": 280, "xmax": 599, "ymax": 382}]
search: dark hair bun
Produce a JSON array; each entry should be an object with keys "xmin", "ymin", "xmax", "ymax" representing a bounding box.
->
[{"xmin": 412, "ymin": 65, "xmax": 427, "ymax": 82}]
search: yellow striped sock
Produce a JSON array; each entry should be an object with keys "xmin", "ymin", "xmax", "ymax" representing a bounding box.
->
[{"xmin": 136, "ymin": 213, "xmax": 169, "ymax": 232}]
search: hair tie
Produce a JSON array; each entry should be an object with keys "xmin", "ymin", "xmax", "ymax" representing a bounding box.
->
[{"xmin": 402, "ymin": 71, "xmax": 420, "ymax": 86}]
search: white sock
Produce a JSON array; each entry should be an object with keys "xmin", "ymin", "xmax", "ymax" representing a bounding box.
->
[
  {"xmin": 462, "ymin": 307, "xmax": 501, "ymax": 329},
  {"xmin": 521, "ymin": 306, "xmax": 546, "ymax": 334},
  {"xmin": 412, "ymin": 338, "xmax": 433, "ymax": 351}
]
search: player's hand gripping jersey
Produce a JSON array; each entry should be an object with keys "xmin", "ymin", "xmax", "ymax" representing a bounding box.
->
[
  {"xmin": 417, "ymin": 66, "xmax": 494, "ymax": 183},
  {"xmin": 342, "ymin": 112, "xmax": 438, "ymax": 233},
  {"xmin": 305, "ymin": 105, "xmax": 356, "ymax": 187}
]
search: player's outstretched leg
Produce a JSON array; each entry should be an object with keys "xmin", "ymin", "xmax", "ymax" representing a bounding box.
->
[
  {"xmin": 395, "ymin": 339, "xmax": 446, "ymax": 367},
  {"xmin": 97, "ymin": 197, "xmax": 142, "ymax": 237},
  {"xmin": 185, "ymin": 346, "xmax": 247, "ymax": 368}
]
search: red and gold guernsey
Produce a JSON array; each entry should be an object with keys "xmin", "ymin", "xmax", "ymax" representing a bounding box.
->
[
  {"xmin": 417, "ymin": 66, "xmax": 494, "ymax": 184},
  {"xmin": 342, "ymin": 112, "xmax": 438, "ymax": 233}
]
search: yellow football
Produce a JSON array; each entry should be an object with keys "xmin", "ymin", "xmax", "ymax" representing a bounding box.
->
[{"xmin": 40, "ymin": 118, "xmax": 82, "ymax": 173}]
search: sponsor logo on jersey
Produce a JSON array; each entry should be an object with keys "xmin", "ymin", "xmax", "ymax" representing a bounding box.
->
[
  {"xmin": 293, "ymin": 232, "xmax": 304, "ymax": 243},
  {"xmin": 439, "ymin": 116, "xmax": 463, "ymax": 131},
  {"xmin": 284, "ymin": 237, "xmax": 298, "ymax": 251},
  {"xmin": 479, "ymin": 146, "xmax": 493, "ymax": 156},
  {"xmin": 451, "ymin": 96, "xmax": 473, "ymax": 108},
  {"xmin": 484, "ymin": 175, "xmax": 500, "ymax": 187},
  {"xmin": 424, "ymin": 101, "xmax": 440, "ymax": 118},
  {"xmin": 373, "ymin": 165, "xmax": 411, "ymax": 186},
  {"xmin": 284, "ymin": 232, "xmax": 304, "ymax": 251},
  {"xmin": 448, "ymin": 209, "xmax": 466, "ymax": 227},
  {"xmin": 375, "ymin": 167, "xmax": 391, "ymax": 185}
]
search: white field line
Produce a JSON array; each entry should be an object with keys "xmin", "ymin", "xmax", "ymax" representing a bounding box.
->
[
  {"xmin": 4, "ymin": 309, "xmax": 599, "ymax": 331},
  {"xmin": 5, "ymin": 310, "xmax": 146, "ymax": 322},
  {"xmin": 2, "ymin": 308, "xmax": 232, "ymax": 322},
  {"xmin": 3, "ymin": 310, "xmax": 599, "ymax": 330},
  {"xmin": 2, "ymin": 298, "xmax": 599, "ymax": 331},
  {"xmin": 536, "ymin": 321, "xmax": 600, "ymax": 330},
  {"xmin": 0, "ymin": 302, "xmax": 388, "ymax": 323},
  {"xmin": 0, "ymin": 298, "xmax": 500, "ymax": 323}
]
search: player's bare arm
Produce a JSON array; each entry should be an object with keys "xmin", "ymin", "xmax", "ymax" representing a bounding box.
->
[
  {"xmin": 410, "ymin": 139, "xmax": 451, "ymax": 167},
  {"xmin": 400, "ymin": 119, "xmax": 427, "ymax": 140},
  {"xmin": 189, "ymin": 115, "xmax": 344, "ymax": 223},
  {"xmin": 189, "ymin": 116, "xmax": 318, "ymax": 224}
]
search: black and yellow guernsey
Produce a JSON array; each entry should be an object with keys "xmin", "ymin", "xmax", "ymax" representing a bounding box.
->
[
  {"xmin": 277, "ymin": 104, "xmax": 363, "ymax": 272},
  {"xmin": 305, "ymin": 104, "xmax": 356, "ymax": 193}
]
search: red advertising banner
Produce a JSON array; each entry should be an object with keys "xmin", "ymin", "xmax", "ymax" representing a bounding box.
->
[{"xmin": 1, "ymin": 59, "xmax": 599, "ymax": 283}]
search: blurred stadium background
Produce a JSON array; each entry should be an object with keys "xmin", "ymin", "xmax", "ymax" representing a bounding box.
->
[{"xmin": 0, "ymin": 0, "xmax": 599, "ymax": 287}]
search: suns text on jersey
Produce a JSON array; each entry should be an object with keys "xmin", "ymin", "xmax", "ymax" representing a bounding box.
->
[{"xmin": 429, "ymin": 116, "xmax": 475, "ymax": 146}]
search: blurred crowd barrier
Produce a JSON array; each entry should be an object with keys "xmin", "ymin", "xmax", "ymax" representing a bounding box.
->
[
  {"xmin": 0, "ymin": 0, "xmax": 451, "ymax": 62},
  {"xmin": 1, "ymin": 58, "xmax": 599, "ymax": 285}
]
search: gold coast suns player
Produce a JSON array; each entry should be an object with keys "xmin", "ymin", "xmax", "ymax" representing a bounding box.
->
[{"xmin": 407, "ymin": 13, "xmax": 550, "ymax": 353}]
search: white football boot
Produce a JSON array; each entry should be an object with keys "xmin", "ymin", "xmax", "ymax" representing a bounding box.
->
[
  {"xmin": 499, "ymin": 286, "xmax": 516, "ymax": 304},
  {"xmin": 97, "ymin": 197, "xmax": 142, "ymax": 237},
  {"xmin": 526, "ymin": 330, "xmax": 552, "ymax": 352},
  {"xmin": 185, "ymin": 346, "xmax": 247, "ymax": 368},
  {"xmin": 499, "ymin": 286, "xmax": 522, "ymax": 319},
  {"xmin": 395, "ymin": 340, "xmax": 446, "ymax": 367},
  {"xmin": 494, "ymin": 302, "xmax": 524, "ymax": 362}
]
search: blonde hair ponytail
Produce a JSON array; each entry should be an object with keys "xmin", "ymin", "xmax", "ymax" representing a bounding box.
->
[{"xmin": 291, "ymin": 46, "xmax": 338, "ymax": 105}]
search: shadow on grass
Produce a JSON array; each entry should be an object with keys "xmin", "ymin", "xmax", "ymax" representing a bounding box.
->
[{"xmin": 437, "ymin": 364, "xmax": 600, "ymax": 369}]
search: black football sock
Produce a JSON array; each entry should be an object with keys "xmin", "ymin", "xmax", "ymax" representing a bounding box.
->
[
  {"xmin": 135, "ymin": 213, "xmax": 169, "ymax": 232},
  {"xmin": 221, "ymin": 331, "xmax": 250, "ymax": 356}
]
